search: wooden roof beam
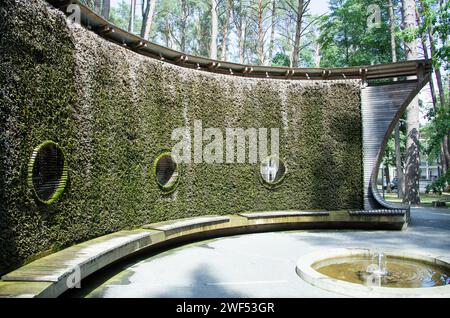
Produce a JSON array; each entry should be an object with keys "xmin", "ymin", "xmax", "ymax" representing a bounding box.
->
[{"xmin": 97, "ymin": 25, "xmax": 114, "ymax": 35}]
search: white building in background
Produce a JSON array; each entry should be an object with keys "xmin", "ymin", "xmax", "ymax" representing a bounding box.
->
[
  {"xmin": 418, "ymin": 157, "xmax": 440, "ymax": 193},
  {"xmin": 378, "ymin": 139, "xmax": 440, "ymax": 193}
]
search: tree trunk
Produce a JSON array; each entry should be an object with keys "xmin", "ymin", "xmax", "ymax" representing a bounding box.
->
[
  {"xmin": 257, "ymin": 0, "xmax": 265, "ymax": 65},
  {"xmin": 234, "ymin": 1, "xmax": 247, "ymax": 64},
  {"xmin": 236, "ymin": 23, "xmax": 244, "ymax": 63},
  {"xmin": 394, "ymin": 125, "xmax": 405, "ymax": 197},
  {"xmin": 415, "ymin": 17, "xmax": 437, "ymax": 109},
  {"xmin": 428, "ymin": 30, "xmax": 446, "ymax": 110},
  {"xmin": 221, "ymin": 0, "xmax": 232, "ymax": 61},
  {"xmin": 128, "ymin": 0, "xmax": 136, "ymax": 33},
  {"xmin": 101, "ymin": 0, "xmax": 110, "ymax": 19},
  {"xmin": 141, "ymin": 0, "xmax": 157, "ymax": 40},
  {"xmin": 179, "ymin": 0, "xmax": 188, "ymax": 52},
  {"xmin": 94, "ymin": 0, "xmax": 102, "ymax": 14},
  {"xmin": 389, "ymin": 0, "xmax": 397, "ymax": 64},
  {"xmin": 345, "ymin": 28, "xmax": 350, "ymax": 65},
  {"xmin": 267, "ymin": 0, "xmax": 276, "ymax": 66},
  {"xmin": 285, "ymin": 16, "xmax": 293, "ymax": 67},
  {"xmin": 292, "ymin": 0, "xmax": 304, "ymax": 67},
  {"xmin": 210, "ymin": 0, "xmax": 218, "ymax": 59},
  {"xmin": 385, "ymin": 166, "xmax": 392, "ymax": 193},
  {"xmin": 402, "ymin": 0, "xmax": 420, "ymax": 204},
  {"xmin": 389, "ymin": 0, "xmax": 405, "ymax": 198},
  {"xmin": 404, "ymin": 97, "xmax": 421, "ymax": 204},
  {"xmin": 164, "ymin": 16, "xmax": 170, "ymax": 48},
  {"xmin": 314, "ymin": 42, "xmax": 321, "ymax": 67},
  {"xmin": 443, "ymin": 135, "xmax": 450, "ymax": 173}
]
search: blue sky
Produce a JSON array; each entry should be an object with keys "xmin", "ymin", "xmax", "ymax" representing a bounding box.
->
[{"xmin": 309, "ymin": 0, "xmax": 330, "ymax": 15}]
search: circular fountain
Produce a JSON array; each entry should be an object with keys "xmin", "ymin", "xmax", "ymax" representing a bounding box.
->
[{"xmin": 296, "ymin": 248, "xmax": 450, "ymax": 297}]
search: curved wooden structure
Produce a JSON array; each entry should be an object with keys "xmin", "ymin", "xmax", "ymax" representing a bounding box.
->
[{"xmin": 361, "ymin": 79, "xmax": 430, "ymax": 219}]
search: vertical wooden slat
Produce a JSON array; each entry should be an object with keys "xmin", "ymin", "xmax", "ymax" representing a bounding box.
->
[{"xmin": 361, "ymin": 82, "xmax": 417, "ymax": 210}]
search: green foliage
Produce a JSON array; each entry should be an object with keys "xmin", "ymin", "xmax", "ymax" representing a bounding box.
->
[
  {"xmin": 418, "ymin": 0, "xmax": 450, "ymax": 69},
  {"xmin": 1, "ymin": 0, "xmax": 77, "ymax": 274},
  {"xmin": 319, "ymin": 0, "xmax": 403, "ymax": 67},
  {"xmin": 383, "ymin": 112, "xmax": 407, "ymax": 168},
  {"xmin": 399, "ymin": 27, "xmax": 419, "ymax": 45},
  {"xmin": 272, "ymin": 52, "xmax": 290, "ymax": 66},
  {"xmin": 78, "ymin": 0, "xmax": 96, "ymax": 8},
  {"xmin": 426, "ymin": 170, "xmax": 450, "ymax": 194},
  {"xmin": 108, "ymin": 0, "xmax": 140, "ymax": 32},
  {"xmin": 299, "ymin": 47, "xmax": 316, "ymax": 68},
  {"xmin": 151, "ymin": 0, "xmax": 211, "ymax": 55},
  {"xmin": 421, "ymin": 106, "xmax": 450, "ymax": 163},
  {"xmin": 383, "ymin": 127, "xmax": 407, "ymax": 168}
]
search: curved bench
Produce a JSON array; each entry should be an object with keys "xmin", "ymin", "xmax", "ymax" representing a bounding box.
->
[
  {"xmin": 239, "ymin": 211, "xmax": 330, "ymax": 219},
  {"xmin": 143, "ymin": 216, "xmax": 230, "ymax": 236},
  {"xmin": 0, "ymin": 211, "xmax": 407, "ymax": 298},
  {"xmin": 348, "ymin": 209, "xmax": 408, "ymax": 216}
]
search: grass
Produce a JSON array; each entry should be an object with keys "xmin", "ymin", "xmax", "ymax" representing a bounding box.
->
[{"xmin": 382, "ymin": 191, "xmax": 450, "ymax": 208}]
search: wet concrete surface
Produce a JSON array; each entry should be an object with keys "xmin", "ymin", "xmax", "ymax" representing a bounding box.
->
[{"xmin": 68, "ymin": 207, "xmax": 450, "ymax": 298}]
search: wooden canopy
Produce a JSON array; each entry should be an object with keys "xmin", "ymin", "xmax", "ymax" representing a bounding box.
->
[{"xmin": 49, "ymin": 0, "xmax": 432, "ymax": 82}]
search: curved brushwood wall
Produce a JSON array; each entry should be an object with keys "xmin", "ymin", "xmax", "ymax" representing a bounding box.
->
[{"xmin": 0, "ymin": 0, "xmax": 363, "ymax": 274}]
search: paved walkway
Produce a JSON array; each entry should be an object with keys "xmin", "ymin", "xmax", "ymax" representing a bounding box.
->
[{"xmin": 72, "ymin": 207, "xmax": 450, "ymax": 298}]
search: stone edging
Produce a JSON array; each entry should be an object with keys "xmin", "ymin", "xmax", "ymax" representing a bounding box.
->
[{"xmin": 295, "ymin": 248, "xmax": 450, "ymax": 298}]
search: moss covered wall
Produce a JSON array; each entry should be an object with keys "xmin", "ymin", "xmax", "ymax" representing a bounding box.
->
[{"xmin": 0, "ymin": 0, "xmax": 363, "ymax": 274}]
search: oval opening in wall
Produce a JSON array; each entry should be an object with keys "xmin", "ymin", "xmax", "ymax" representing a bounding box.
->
[
  {"xmin": 28, "ymin": 140, "xmax": 68, "ymax": 205},
  {"xmin": 260, "ymin": 155, "xmax": 286, "ymax": 188},
  {"xmin": 153, "ymin": 152, "xmax": 180, "ymax": 192}
]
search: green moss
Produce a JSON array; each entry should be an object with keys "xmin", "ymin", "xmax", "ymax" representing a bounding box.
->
[
  {"xmin": 1, "ymin": 0, "xmax": 78, "ymax": 274},
  {"xmin": 0, "ymin": 0, "xmax": 363, "ymax": 274}
]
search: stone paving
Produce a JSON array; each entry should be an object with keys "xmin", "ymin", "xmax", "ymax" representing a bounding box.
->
[{"xmin": 75, "ymin": 207, "xmax": 450, "ymax": 298}]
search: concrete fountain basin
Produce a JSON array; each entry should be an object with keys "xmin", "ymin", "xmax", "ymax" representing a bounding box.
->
[{"xmin": 296, "ymin": 248, "xmax": 450, "ymax": 298}]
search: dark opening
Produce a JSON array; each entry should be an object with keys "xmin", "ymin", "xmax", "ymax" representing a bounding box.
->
[
  {"xmin": 31, "ymin": 142, "xmax": 66, "ymax": 202},
  {"xmin": 156, "ymin": 155, "xmax": 178, "ymax": 187}
]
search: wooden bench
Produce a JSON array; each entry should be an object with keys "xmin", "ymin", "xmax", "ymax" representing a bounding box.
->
[
  {"xmin": 432, "ymin": 201, "xmax": 447, "ymax": 208},
  {"xmin": 143, "ymin": 216, "xmax": 230, "ymax": 235},
  {"xmin": 239, "ymin": 211, "xmax": 330, "ymax": 219},
  {"xmin": 348, "ymin": 209, "xmax": 407, "ymax": 216}
]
